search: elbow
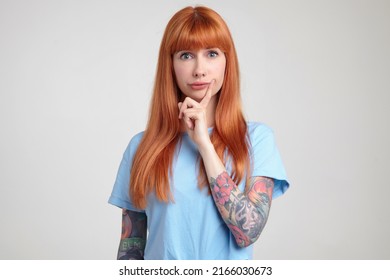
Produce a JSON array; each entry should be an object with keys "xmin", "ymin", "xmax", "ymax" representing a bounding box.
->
[
  {"xmin": 235, "ymin": 238, "xmax": 255, "ymax": 248},
  {"xmin": 234, "ymin": 231, "xmax": 261, "ymax": 248},
  {"xmin": 232, "ymin": 219, "xmax": 267, "ymax": 248}
]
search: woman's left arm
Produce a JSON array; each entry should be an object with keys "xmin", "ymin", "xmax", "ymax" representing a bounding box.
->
[
  {"xmin": 198, "ymin": 143, "xmax": 274, "ymax": 248},
  {"xmin": 178, "ymin": 82, "xmax": 274, "ymax": 247},
  {"xmin": 179, "ymin": 107, "xmax": 274, "ymax": 248}
]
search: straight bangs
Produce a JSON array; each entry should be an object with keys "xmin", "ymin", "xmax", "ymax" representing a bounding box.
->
[{"xmin": 169, "ymin": 10, "xmax": 232, "ymax": 54}]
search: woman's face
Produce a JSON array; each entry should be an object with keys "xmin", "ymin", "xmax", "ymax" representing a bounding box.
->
[{"xmin": 173, "ymin": 48, "xmax": 226, "ymax": 102}]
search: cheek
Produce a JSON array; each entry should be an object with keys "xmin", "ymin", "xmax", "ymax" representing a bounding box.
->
[
  {"xmin": 215, "ymin": 62, "xmax": 226, "ymax": 91},
  {"xmin": 217, "ymin": 57, "xmax": 226, "ymax": 76},
  {"xmin": 173, "ymin": 64, "xmax": 181, "ymax": 81},
  {"xmin": 215, "ymin": 79, "xmax": 224, "ymax": 94},
  {"xmin": 173, "ymin": 64, "xmax": 188, "ymax": 85},
  {"xmin": 173, "ymin": 68, "xmax": 184, "ymax": 91}
]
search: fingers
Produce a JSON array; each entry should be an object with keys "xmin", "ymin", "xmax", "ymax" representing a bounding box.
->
[
  {"xmin": 178, "ymin": 79, "xmax": 215, "ymax": 125},
  {"xmin": 178, "ymin": 104, "xmax": 196, "ymax": 129},
  {"xmin": 181, "ymin": 108, "xmax": 204, "ymax": 130},
  {"xmin": 178, "ymin": 102, "xmax": 182, "ymax": 114},
  {"xmin": 200, "ymin": 79, "xmax": 215, "ymax": 107},
  {"xmin": 178, "ymin": 102, "xmax": 186, "ymax": 119},
  {"xmin": 183, "ymin": 113, "xmax": 194, "ymax": 130},
  {"xmin": 178, "ymin": 98, "xmax": 198, "ymax": 119}
]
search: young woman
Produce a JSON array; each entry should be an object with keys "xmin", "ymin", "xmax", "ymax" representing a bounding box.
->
[{"xmin": 108, "ymin": 6, "xmax": 289, "ymax": 260}]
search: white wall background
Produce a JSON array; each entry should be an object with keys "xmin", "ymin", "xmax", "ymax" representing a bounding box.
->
[{"xmin": 1, "ymin": 0, "xmax": 389, "ymax": 259}]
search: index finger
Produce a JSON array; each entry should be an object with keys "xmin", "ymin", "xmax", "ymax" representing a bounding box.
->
[{"xmin": 200, "ymin": 79, "xmax": 215, "ymax": 107}]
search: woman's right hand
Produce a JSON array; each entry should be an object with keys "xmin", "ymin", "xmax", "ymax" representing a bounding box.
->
[{"xmin": 178, "ymin": 80, "xmax": 215, "ymax": 149}]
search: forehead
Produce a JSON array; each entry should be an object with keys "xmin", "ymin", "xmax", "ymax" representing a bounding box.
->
[{"xmin": 170, "ymin": 19, "xmax": 229, "ymax": 54}]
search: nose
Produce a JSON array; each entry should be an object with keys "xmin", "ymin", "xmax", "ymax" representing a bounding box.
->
[{"xmin": 193, "ymin": 58, "xmax": 206, "ymax": 78}]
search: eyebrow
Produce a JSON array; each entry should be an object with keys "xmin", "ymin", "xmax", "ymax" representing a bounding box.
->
[{"xmin": 176, "ymin": 48, "xmax": 219, "ymax": 53}]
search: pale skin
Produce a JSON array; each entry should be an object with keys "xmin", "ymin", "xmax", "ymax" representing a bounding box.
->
[
  {"xmin": 175, "ymin": 48, "xmax": 274, "ymax": 247},
  {"xmin": 117, "ymin": 48, "xmax": 273, "ymax": 258}
]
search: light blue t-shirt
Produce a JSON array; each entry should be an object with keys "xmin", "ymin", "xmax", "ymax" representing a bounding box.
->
[{"xmin": 108, "ymin": 122, "xmax": 289, "ymax": 259}]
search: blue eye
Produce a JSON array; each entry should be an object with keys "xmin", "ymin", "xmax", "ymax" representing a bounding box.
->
[
  {"xmin": 180, "ymin": 52, "xmax": 193, "ymax": 60},
  {"xmin": 208, "ymin": 50, "xmax": 219, "ymax": 58}
]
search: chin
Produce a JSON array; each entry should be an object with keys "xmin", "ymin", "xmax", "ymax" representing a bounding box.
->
[{"xmin": 182, "ymin": 91, "xmax": 207, "ymax": 101}]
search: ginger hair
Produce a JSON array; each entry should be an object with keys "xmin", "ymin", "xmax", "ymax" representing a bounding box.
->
[{"xmin": 130, "ymin": 6, "xmax": 249, "ymax": 209}]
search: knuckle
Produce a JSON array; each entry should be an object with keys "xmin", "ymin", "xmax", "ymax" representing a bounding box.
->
[{"xmin": 184, "ymin": 97, "xmax": 193, "ymax": 103}]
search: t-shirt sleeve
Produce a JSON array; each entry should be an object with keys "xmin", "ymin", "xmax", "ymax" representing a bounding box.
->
[
  {"xmin": 249, "ymin": 123, "xmax": 290, "ymax": 199},
  {"xmin": 108, "ymin": 133, "xmax": 145, "ymax": 213}
]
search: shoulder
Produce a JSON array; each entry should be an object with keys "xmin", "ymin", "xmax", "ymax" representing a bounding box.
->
[
  {"xmin": 122, "ymin": 131, "xmax": 145, "ymax": 162},
  {"xmin": 246, "ymin": 121, "xmax": 274, "ymax": 140},
  {"xmin": 129, "ymin": 131, "xmax": 145, "ymax": 147}
]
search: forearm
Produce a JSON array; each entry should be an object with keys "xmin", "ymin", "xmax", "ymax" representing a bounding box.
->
[
  {"xmin": 117, "ymin": 209, "xmax": 147, "ymax": 260},
  {"xmin": 178, "ymin": 86, "xmax": 273, "ymax": 247},
  {"xmin": 118, "ymin": 237, "xmax": 146, "ymax": 260},
  {"xmin": 199, "ymin": 142, "xmax": 273, "ymax": 247},
  {"xmin": 198, "ymin": 141, "xmax": 225, "ymax": 178}
]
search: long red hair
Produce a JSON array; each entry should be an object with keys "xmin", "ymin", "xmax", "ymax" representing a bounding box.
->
[{"xmin": 130, "ymin": 6, "xmax": 249, "ymax": 209}]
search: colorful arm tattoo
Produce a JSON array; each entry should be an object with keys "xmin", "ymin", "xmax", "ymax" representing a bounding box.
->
[
  {"xmin": 117, "ymin": 209, "xmax": 147, "ymax": 260},
  {"xmin": 210, "ymin": 171, "xmax": 274, "ymax": 247}
]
